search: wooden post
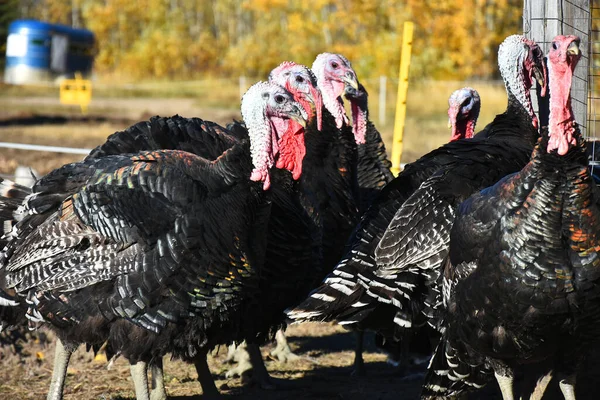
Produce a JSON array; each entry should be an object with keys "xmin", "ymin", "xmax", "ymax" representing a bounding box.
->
[
  {"xmin": 390, "ymin": 21, "xmax": 414, "ymax": 176},
  {"xmin": 523, "ymin": 0, "xmax": 590, "ymax": 137}
]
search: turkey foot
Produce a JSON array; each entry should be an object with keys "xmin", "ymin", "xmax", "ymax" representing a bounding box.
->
[
  {"xmin": 269, "ymin": 329, "xmax": 301, "ymax": 363},
  {"xmin": 223, "ymin": 342, "xmax": 242, "ymax": 364},
  {"xmin": 350, "ymin": 331, "xmax": 365, "ymax": 376},
  {"xmin": 150, "ymin": 358, "xmax": 167, "ymax": 400},
  {"xmin": 224, "ymin": 342, "xmax": 253, "ymax": 383},
  {"xmin": 247, "ymin": 343, "xmax": 292, "ymax": 390},
  {"xmin": 195, "ymin": 355, "xmax": 222, "ymax": 400}
]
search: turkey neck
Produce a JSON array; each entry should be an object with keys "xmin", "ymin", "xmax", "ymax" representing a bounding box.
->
[
  {"xmin": 300, "ymin": 109, "xmax": 358, "ymax": 268},
  {"xmin": 501, "ymin": 91, "xmax": 540, "ymax": 146},
  {"xmin": 452, "ymin": 117, "xmax": 477, "ymax": 141},
  {"xmin": 546, "ymin": 57, "xmax": 579, "ymax": 156}
]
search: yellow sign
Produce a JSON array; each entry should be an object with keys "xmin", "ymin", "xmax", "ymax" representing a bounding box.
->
[{"xmin": 59, "ymin": 72, "xmax": 92, "ymax": 114}]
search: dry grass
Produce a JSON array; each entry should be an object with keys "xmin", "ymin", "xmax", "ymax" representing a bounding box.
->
[{"xmin": 0, "ymin": 122, "xmax": 120, "ymax": 176}]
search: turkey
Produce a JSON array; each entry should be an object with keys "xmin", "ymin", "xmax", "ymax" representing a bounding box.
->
[
  {"xmin": 288, "ymin": 34, "xmax": 547, "ymax": 372},
  {"xmin": 222, "ymin": 60, "xmax": 361, "ymax": 380},
  {"xmin": 372, "ymin": 86, "xmax": 481, "ymax": 366},
  {"xmin": 447, "ymin": 87, "xmax": 481, "ymax": 141},
  {"xmin": 72, "ymin": 60, "xmax": 358, "ymax": 391},
  {"xmin": 423, "ymin": 35, "xmax": 592, "ymax": 400},
  {"xmin": 221, "ymin": 60, "xmax": 359, "ymax": 383},
  {"xmin": 0, "ymin": 81, "xmax": 309, "ymax": 400}
]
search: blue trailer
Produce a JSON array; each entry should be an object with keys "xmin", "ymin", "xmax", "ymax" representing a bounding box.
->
[{"xmin": 4, "ymin": 20, "xmax": 95, "ymax": 85}]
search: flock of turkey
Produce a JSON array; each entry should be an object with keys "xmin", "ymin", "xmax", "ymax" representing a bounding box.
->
[{"xmin": 0, "ymin": 33, "xmax": 592, "ymax": 400}]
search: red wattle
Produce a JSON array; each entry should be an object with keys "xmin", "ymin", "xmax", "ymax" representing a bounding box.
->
[
  {"xmin": 276, "ymin": 120, "xmax": 306, "ymax": 180},
  {"xmin": 311, "ymin": 86, "xmax": 323, "ymax": 131},
  {"xmin": 350, "ymin": 101, "xmax": 367, "ymax": 145}
]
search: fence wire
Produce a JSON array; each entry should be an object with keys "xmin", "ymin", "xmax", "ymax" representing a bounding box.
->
[{"xmin": 590, "ymin": 2, "xmax": 600, "ymax": 165}]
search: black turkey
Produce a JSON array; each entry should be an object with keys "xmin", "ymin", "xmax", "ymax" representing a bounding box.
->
[
  {"xmin": 221, "ymin": 59, "xmax": 362, "ymax": 380},
  {"xmin": 0, "ymin": 81, "xmax": 308, "ymax": 400},
  {"xmin": 371, "ymin": 85, "xmax": 481, "ymax": 366},
  {"xmin": 423, "ymin": 35, "xmax": 592, "ymax": 400}
]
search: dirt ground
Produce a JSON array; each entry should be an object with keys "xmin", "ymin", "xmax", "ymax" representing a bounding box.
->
[
  {"xmin": 0, "ymin": 322, "xmax": 427, "ymax": 400},
  {"xmin": 2, "ymin": 321, "xmax": 599, "ymax": 400},
  {"xmin": 1, "ymin": 99, "xmax": 599, "ymax": 399}
]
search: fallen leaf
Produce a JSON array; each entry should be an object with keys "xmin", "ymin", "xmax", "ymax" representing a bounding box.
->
[{"xmin": 94, "ymin": 353, "xmax": 108, "ymax": 363}]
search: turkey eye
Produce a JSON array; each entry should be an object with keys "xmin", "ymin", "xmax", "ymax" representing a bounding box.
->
[
  {"xmin": 552, "ymin": 42, "xmax": 558, "ymax": 50},
  {"xmin": 295, "ymin": 76, "xmax": 305, "ymax": 83},
  {"xmin": 275, "ymin": 95, "xmax": 285, "ymax": 104},
  {"xmin": 331, "ymin": 61, "xmax": 339, "ymax": 69}
]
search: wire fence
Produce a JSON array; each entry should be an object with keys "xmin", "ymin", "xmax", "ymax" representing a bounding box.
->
[{"xmin": 590, "ymin": 2, "xmax": 600, "ymax": 165}]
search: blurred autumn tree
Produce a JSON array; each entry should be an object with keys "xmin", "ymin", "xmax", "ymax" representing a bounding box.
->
[
  {"xmin": 15, "ymin": 0, "xmax": 523, "ymax": 80},
  {"xmin": 0, "ymin": 0, "xmax": 20, "ymax": 71}
]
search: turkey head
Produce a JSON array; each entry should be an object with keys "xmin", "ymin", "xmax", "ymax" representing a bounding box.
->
[
  {"xmin": 447, "ymin": 87, "xmax": 481, "ymax": 141},
  {"xmin": 241, "ymin": 81, "xmax": 308, "ymax": 189},
  {"xmin": 312, "ymin": 53, "xmax": 358, "ymax": 130},
  {"xmin": 498, "ymin": 35, "xmax": 547, "ymax": 129},
  {"xmin": 270, "ymin": 61, "xmax": 323, "ymax": 131},
  {"xmin": 547, "ymin": 35, "xmax": 582, "ymax": 156}
]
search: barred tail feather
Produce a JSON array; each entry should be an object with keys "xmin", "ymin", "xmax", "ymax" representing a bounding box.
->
[
  {"xmin": 0, "ymin": 178, "xmax": 32, "ymax": 251},
  {"xmin": 0, "ymin": 178, "xmax": 32, "ymax": 227},
  {"xmin": 286, "ymin": 279, "xmax": 369, "ymax": 324},
  {"xmin": 422, "ymin": 335, "xmax": 492, "ymax": 399}
]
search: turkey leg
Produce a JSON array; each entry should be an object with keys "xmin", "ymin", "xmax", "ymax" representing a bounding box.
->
[{"xmin": 47, "ymin": 338, "xmax": 77, "ymax": 400}]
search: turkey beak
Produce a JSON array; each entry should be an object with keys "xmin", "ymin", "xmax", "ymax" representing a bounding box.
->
[
  {"xmin": 567, "ymin": 40, "xmax": 581, "ymax": 56},
  {"xmin": 303, "ymin": 90, "xmax": 315, "ymax": 106},
  {"xmin": 289, "ymin": 106, "xmax": 307, "ymax": 128},
  {"xmin": 309, "ymin": 85, "xmax": 323, "ymax": 131},
  {"xmin": 342, "ymin": 71, "xmax": 359, "ymax": 91},
  {"xmin": 447, "ymin": 105, "xmax": 458, "ymax": 129},
  {"xmin": 533, "ymin": 66, "xmax": 545, "ymax": 88}
]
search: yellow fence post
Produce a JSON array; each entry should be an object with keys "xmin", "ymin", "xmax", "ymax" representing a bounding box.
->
[
  {"xmin": 390, "ymin": 21, "xmax": 414, "ymax": 176},
  {"xmin": 59, "ymin": 72, "xmax": 92, "ymax": 114}
]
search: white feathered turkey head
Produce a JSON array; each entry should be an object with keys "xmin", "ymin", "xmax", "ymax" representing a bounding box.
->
[
  {"xmin": 546, "ymin": 35, "xmax": 581, "ymax": 155},
  {"xmin": 312, "ymin": 53, "xmax": 358, "ymax": 130},
  {"xmin": 270, "ymin": 61, "xmax": 323, "ymax": 131},
  {"xmin": 447, "ymin": 87, "xmax": 481, "ymax": 141},
  {"xmin": 241, "ymin": 81, "xmax": 308, "ymax": 190},
  {"xmin": 498, "ymin": 35, "xmax": 547, "ymax": 129}
]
